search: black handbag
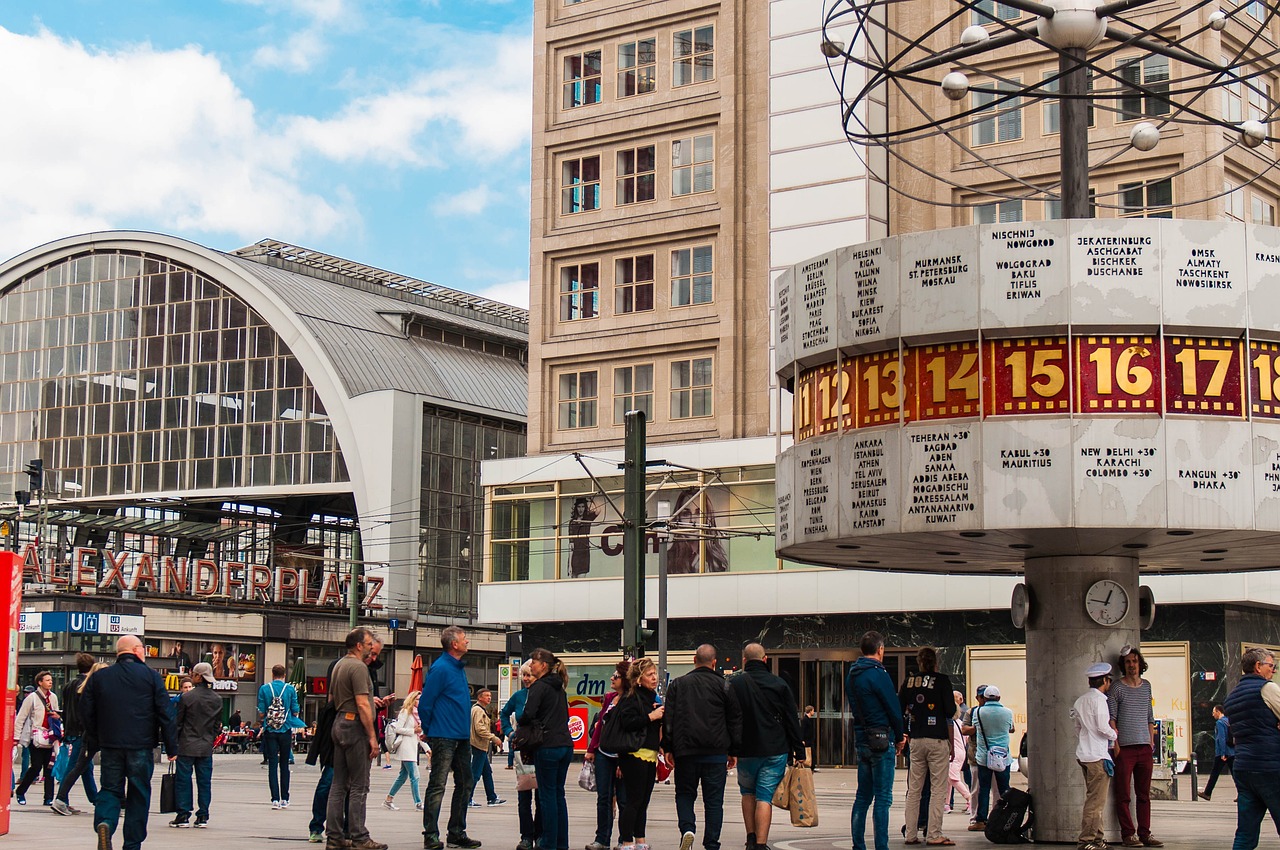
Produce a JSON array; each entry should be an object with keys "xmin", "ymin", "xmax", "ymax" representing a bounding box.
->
[
  {"xmin": 159, "ymin": 761, "xmax": 177, "ymax": 813},
  {"xmin": 511, "ymin": 719, "xmax": 544, "ymax": 755},
  {"xmin": 599, "ymin": 694, "xmax": 647, "ymax": 754},
  {"xmin": 849, "ymin": 670, "xmax": 892, "ymax": 755}
]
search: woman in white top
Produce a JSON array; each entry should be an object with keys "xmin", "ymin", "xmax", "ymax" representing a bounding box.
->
[
  {"xmin": 15, "ymin": 670, "xmax": 61, "ymax": 805},
  {"xmin": 384, "ymin": 691, "xmax": 426, "ymax": 810}
]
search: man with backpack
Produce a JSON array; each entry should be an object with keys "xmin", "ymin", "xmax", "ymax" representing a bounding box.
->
[{"xmin": 258, "ymin": 663, "xmax": 302, "ymax": 810}]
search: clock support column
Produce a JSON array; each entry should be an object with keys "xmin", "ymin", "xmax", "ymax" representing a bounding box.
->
[{"xmin": 1022, "ymin": 555, "xmax": 1140, "ymax": 843}]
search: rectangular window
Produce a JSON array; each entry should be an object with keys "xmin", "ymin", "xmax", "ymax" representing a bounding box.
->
[
  {"xmin": 617, "ymin": 145, "xmax": 656, "ymax": 205},
  {"xmin": 561, "ymin": 156, "xmax": 601, "ymax": 214},
  {"xmin": 972, "ymin": 0, "xmax": 1020, "ymax": 24},
  {"xmin": 563, "ymin": 50, "xmax": 602, "ymax": 109},
  {"xmin": 1046, "ymin": 190, "xmax": 1096, "ymax": 219},
  {"xmin": 673, "ymin": 26, "xmax": 714, "ymax": 87},
  {"xmin": 1222, "ymin": 58, "xmax": 1243, "ymax": 123},
  {"xmin": 615, "ymin": 254, "xmax": 655, "ymax": 314},
  {"xmin": 671, "ymin": 246, "xmax": 714, "ymax": 307},
  {"xmin": 1248, "ymin": 1, "xmax": 1266, "ymax": 20},
  {"xmin": 1120, "ymin": 178, "xmax": 1173, "ymax": 218},
  {"xmin": 1225, "ymin": 182, "xmax": 1245, "ymax": 221},
  {"xmin": 559, "ymin": 263, "xmax": 599, "ymax": 321},
  {"xmin": 1042, "ymin": 69, "xmax": 1093, "ymax": 134},
  {"xmin": 671, "ymin": 357, "xmax": 713, "ymax": 419},
  {"xmin": 558, "ymin": 371, "xmax": 598, "ymax": 429},
  {"xmin": 1119, "ymin": 56, "xmax": 1170, "ymax": 121},
  {"xmin": 974, "ymin": 199, "xmax": 1024, "ymax": 224},
  {"xmin": 672, "ymin": 134, "xmax": 714, "ymax": 196},
  {"xmin": 1253, "ymin": 195, "xmax": 1276, "ymax": 226},
  {"xmin": 973, "ymin": 80, "xmax": 1022, "ymax": 145},
  {"xmin": 618, "ymin": 38, "xmax": 656, "ymax": 97},
  {"xmin": 1248, "ymin": 80, "xmax": 1271, "ymax": 123},
  {"xmin": 614, "ymin": 364, "xmax": 654, "ymax": 424}
]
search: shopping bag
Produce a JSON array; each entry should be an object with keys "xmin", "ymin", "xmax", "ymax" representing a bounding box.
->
[
  {"xmin": 159, "ymin": 762, "xmax": 177, "ymax": 813},
  {"xmin": 514, "ymin": 750, "xmax": 538, "ymax": 792},
  {"xmin": 788, "ymin": 765, "xmax": 819, "ymax": 828},
  {"xmin": 577, "ymin": 758, "xmax": 597, "ymax": 792},
  {"xmin": 771, "ymin": 764, "xmax": 795, "ymax": 809}
]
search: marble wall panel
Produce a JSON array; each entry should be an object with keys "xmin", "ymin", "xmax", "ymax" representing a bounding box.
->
[
  {"xmin": 838, "ymin": 425, "xmax": 903, "ymax": 535},
  {"xmin": 981, "ymin": 418, "xmax": 1074, "ymax": 528},
  {"xmin": 837, "ymin": 237, "xmax": 900, "ymax": 351},
  {"xmin": 1164, "ymin": 419, "xmax": 1253, "ymax": 529},
  {"xmin": 1073, "ymin": 418, "xmax": 1167, "ymax": 527},
  {"xmin": 794, "ymin": 434, "xmax": 840, "ymax": 545},
  {"xmin": 1160, "ymin": 220, "xmax": 1247, "ymax": 331},
  {"xmin": 901, "ymin": 421, "xmax": 982, "ymax": 533},
  {"xmin": 1246, "ymin": 226, "xmax": 1280, "ymax": 335},
  {"xmin": 1251, "ymin": 421, "xmax": 1280, "ymax": 530},
  {"xmin": 1068, "ymin": 219, "xmax": 1162, "ymax": 327},
  {"xmin": 776, "ymin": 446, "xmax": 796, "ymax": 550},
  {"xmin": 775, "ymin": 267, "xmax": 794, "ymax": 377},
  {"xmin": 794, "ymin": 247, "xmax": 840, "ymax": 369},
  {"xmin": 899, "ymin": 227, "xmax": 980, "ymax": 340},
  {"xmin": 979, "ymin": 220, "xmax": 1070, "ymax": 329}
]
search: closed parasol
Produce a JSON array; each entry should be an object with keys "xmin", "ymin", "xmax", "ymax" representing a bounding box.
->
[{"xmin": 408, "ymin": 653, "xmax": 424, "ymax": 693}]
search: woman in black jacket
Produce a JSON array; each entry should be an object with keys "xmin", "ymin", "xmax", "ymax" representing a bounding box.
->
[
  {"xmin": 613, "ymin": 657, "xmax": 664, "ymax": 850},
  {"xmin": 520, "ymin": 648, "xmax": 573, "ymax": 850}
]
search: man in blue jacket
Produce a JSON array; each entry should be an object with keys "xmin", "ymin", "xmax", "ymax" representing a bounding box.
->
[
  {"xmin": 82, "ymin": 634, "xmax": 177, "ymax": 850},
  {"xmin": 1198, "ymin": 704, "xmax": 1234, "ymax": 801},
  {"xmin": 1223, "ymin": 646, "xmax": 1280, "ymax": 850},
  {"xmin": 419, "ymin": 625, "xmax": 480, "ymax": 850},
  {"xmin": 846, "ymin": 631, "xmax": 904, "ymax": 850}
]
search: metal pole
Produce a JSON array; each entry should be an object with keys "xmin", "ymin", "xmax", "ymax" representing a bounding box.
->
[
  {"xmin": 657, "ymin": 531, "xmax": 668, "ymax": 694},
  {"xmin": 623, "ymin": 411, "xmax": 647, "ymax": 657},
  {"xmin": 349, "ymin": 525, "xmax": 362, "ymax": 629},
  {"xmin": 1060, "ymin": 48, "xmax": 1090, "ymax": 218}
]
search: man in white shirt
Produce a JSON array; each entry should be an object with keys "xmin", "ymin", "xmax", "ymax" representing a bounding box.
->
[{"xmin": 1073, "ymin": 662, "xmax": 1118, "ymax": 850}]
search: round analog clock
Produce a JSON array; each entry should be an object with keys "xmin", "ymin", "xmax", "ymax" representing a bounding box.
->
[
  {"xmin": 1010, "ymin": 582, "xmax": 1033, "ymax": 629},
  {"xmin": 1085, "ymin": 579, "xmax": 1129, "ymax": 626}
]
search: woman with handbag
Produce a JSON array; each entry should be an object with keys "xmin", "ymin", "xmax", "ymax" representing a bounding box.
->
[
  {"xmin": 520, "ymin": 648, "xmax": 573, "ymax": 850},
  {"xmin": 585, "ymin": 660, "xmax": 631, "ymax": 850},
  {"xmin": 609, "ymin": 657, "xmax": 664, "ymax": 850},
  {"xmin": 15, "ymin": 670, "xmax": 61, "ymax": 806},
  {"xmin": 507, "ymin": 663, "xmax": 542, "ymax": 850},
  {"xmin": 384, "ymin": 691, "xmax": 425, "ymax": 810}
]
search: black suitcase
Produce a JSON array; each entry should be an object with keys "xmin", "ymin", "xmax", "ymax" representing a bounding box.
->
[{"xmin": 984, "ymin": 787, "xmax": 1033, "ymax": 844}]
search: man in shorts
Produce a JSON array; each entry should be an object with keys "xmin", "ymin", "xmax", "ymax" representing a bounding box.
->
[{"xmin": 727, "ymin": 644, "xmax": 805, "ymax": 850}]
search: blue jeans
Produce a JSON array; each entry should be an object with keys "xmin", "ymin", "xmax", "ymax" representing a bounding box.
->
[
  {"xmin": 262, "ymin": 731, "xmax": 292, "ymax": 802},
  {"xmin": 534, "ymin": 746, "xmax": 572, "ymax": 850},
  {"xmin": 56, "ymin": 735, "xmax": 99, "ymax": 805},
  {"xmin": 309, "ymin": 765, "xmax": 333, "ymax": 835},
  {"xmin": 423, "ymin": 738, "xmax": 472, "ymax": 841},
  {"xmin": 95, "ymin": 749, "xmax": 154, "ymax": 850},
  {"xmin": 470, "ymin": 746, "xmax": 498, "ymax": 803},
  {"xmin": 519, "ymin": 787, "xmax": 543, "ymax": 841},
  {"xmin": 1232, "ymin": 769, "xmax": 1280, "ymax": 850},
  {"xmin": 389, "ymin": 760, "xmax": 421, "ymax": 804},
  {"xmin": 593, "ymin": 753, "xmax": 627, "ymax": 846},
  {"xmin": 851, "ymin": 747, "xmax": 895, "ymax": 850},
  {"xmin": 175, "ymin": 755, "xmax": 213, "ymax": 820},
  {"xmin": 675, "ymin": 756, "xmax": 728, "ymax": 850},
  {"xmin": 975, "ymin": 764, "xmax": 1011, "ymax": 823}
]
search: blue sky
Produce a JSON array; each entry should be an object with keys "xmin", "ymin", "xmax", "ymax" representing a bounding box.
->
[{"xmin": 0, "ymin": 0, "xmax": 534, "ymax": 306}]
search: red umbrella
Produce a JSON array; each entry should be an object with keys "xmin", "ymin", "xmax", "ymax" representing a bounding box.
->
[{"xmin": 408, "ymin": 654, "xmax": 424, "ymax": 693}]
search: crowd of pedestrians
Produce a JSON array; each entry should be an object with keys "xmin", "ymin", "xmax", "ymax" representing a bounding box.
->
[{"xmin": 11, "ymin": 632, "xmax": 1280, "ymax": 850}]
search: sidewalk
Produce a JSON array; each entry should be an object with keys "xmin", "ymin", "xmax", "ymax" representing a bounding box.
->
[{"xmin": 5, "ymin": 755, "xmax": 1254, "ymax": 849}]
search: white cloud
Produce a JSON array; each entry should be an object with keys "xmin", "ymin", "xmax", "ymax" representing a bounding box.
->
[
  {"xmin": 476, "ymin": 279, "xmax": 529, "ymax": 309},
  {"xmin": 252, "ymin": 29, "xmax": 327, "ymax": 72},
  {"xmin": 432, "ymin": 185, "xmax": 495, "ymax": 217}
]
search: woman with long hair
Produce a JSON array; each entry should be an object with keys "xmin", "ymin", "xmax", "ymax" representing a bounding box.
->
[
  {"xmin": 614, "ymin": 657, "xmax": 664, "ymax": 850},
  {"xmin": 585, "ymin": 660, "xmax": 631, "ymax": 850},
  {"xmin": 505, "ymin": 662, "xmax": 542, "ymax": 850},
  {"xmin": 520, "ymin": 648, "xmax": 573, "ymax": 850},
  {"xmin": 384, "ymin": 691, "xmax": 425, "ymax": 810}
]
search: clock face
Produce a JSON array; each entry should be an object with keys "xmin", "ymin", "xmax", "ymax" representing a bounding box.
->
[{"xmin": 1085, "ymin": 579, "xmax": 1129, "ymax": 626}]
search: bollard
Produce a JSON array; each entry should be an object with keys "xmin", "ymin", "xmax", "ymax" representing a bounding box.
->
[{"xmin": 1189, "ymin": 753, "xmax": 1199, "ymax": 802}]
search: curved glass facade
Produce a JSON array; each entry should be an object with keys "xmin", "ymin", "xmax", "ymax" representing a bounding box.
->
[{"xmin": 0, "ymin": 250, "xmax": 348, "ymax": 499}]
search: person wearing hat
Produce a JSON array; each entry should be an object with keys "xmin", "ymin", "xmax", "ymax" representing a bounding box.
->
[
  {"xmin": 1073, "ymin": 663, "xmax": 1118, "ymax": 850},
  {"xmin": 171, "ymin": 662, "xmax": 223, "ymax": 828},
  {"xmin": 968, "ymin": 684, "xmax": 1014, "ymax": 832}
]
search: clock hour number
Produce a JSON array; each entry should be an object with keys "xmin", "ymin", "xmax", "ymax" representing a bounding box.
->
[
  {"xmin": 1089, "ymin": 345, "xmax": 1153, "ymax": 396},
  {"xmin": 1004, "ymin": 349, "xmax": 1065, "ymax": 398},
  {"xmin": 1173, "ymin": 346, "xmax": 1232, "ymax": 397},
  {"xmin": 925, "ymin": 352, "xmax": 979, "ymax": 403}
]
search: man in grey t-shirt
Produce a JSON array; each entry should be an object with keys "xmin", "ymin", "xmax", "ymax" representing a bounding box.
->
[{"xmin": 325, "ymin": 628, "xmax": 386, "ymax": 850}]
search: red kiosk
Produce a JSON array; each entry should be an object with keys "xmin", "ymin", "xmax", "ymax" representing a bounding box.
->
[{"xmin": 0, "ymin": 550, "xmax": 21, "ymax": 834}]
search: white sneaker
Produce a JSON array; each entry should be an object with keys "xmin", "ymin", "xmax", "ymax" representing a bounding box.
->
[
  {"xmin": 415, "ymin": 802, "xmax": 424, "ymax": 811},
  {"xmin": 281, "ymin": 800, "xmax": 290, "ymax": 809},
  {"xmin": 272, "ymin": 800, "xmax": 282, "ymax": 810},
  {"xmin": 383, "ymin": 800, "xmax": 399, "ymax": 811},
  {"xmin": 680, "ymin": 832, "xmax": 695, "ymax": 850}
]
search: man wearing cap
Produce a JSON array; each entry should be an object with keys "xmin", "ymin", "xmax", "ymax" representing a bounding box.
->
[
  {"xmin": 968, "ymin": 684, "xmax": 1014, "ymax": 833},
  {"xmin": 171, "ymin": 663, "xmax": 223, "ymax": 828},
  {"xmin": 1073, "ymin": 663, "xmax": 1117, "ymax": 850}
]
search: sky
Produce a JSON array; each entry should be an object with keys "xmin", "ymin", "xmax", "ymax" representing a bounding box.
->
[{"xmin": 0, "ymin": 0, "xmax": 534, "ymax": 307}]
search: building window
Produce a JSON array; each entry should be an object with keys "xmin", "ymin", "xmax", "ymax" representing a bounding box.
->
[
  {"xmin": 617, "ymin": 145, "xmax": 656, "ymax": 205},
  {"xmin": 1120, "ymin": 178, "xmax": 1173, "ymax": 218},
  {"xmin": 614, "ymin": 364, "xmax": 654, "ymax": 423},
  {"xmin": 672, "ymin": 134, "xmax": 714, "ymax": 196},
  {"xmin": 561, "ymin": 156, "xmax": 601, "ymax": 214},
  {"xmin": 1047, "ymin": 190, "xmax": 1096, "ymax": 219},
  {"xmin": 1118, "ymin": 56, "xmax": 1170, "ymax": 121},
  {"xmin": 671, "ymin": 357, "xmax": 713, "ymax": 419},
  {"xmin": 618, "ymin": 38, "xmax": 656, "ymax": 97},
  {"xmin": 1042, "ymin": 70, "xmax": 1093, "ymax": 134},
  {"xmin": 563, "ymin": 50, "xmax": 602, "ymax": 109},
  {"xmin": 1248, "ymin": 80, "xmax": 1271, "ymax": 123},
  {"xmin": 975, "ymin": 199, "xmax": 1024, "ymax": 223},
  {"xmin": 1253, "ymin": 195, "xmax": 1276, "ymax": 225},
  {"xmin": 1248, "ymin": 0, "xmax": 1266, "ymax": 20},
  {"xmin": 973, "ymin": 80, "xmax": 1022, "ymax": 145},
  {"xmin": 671, "ymin": 246, "xmax": 713, "ymax": 307},
  {"xmin": 558, "ymin": 371, "xmax": 598, "ymax": 429},
  {"xmin": 1225, "ymin": 182, "xmax": 1245, "ymax": 221},
  {"xmin": 559, "ymin": 263, "xmax": 599, "ymax": 321},
  {"xmin": 673, "ymin": 26, "xmax": 714, "ymax": 87},
  {"xmin": 973, "ymin": 0, "xmax": 1020, "ymax": 24},
  {"xmin": 615, "ymin": 255, "xmax": 655, "ymax": 313}
]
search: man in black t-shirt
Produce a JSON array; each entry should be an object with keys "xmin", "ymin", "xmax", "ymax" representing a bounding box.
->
[{"xmin": 897, "ymin": 647, "xmax": 955, "ymax": 846}]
